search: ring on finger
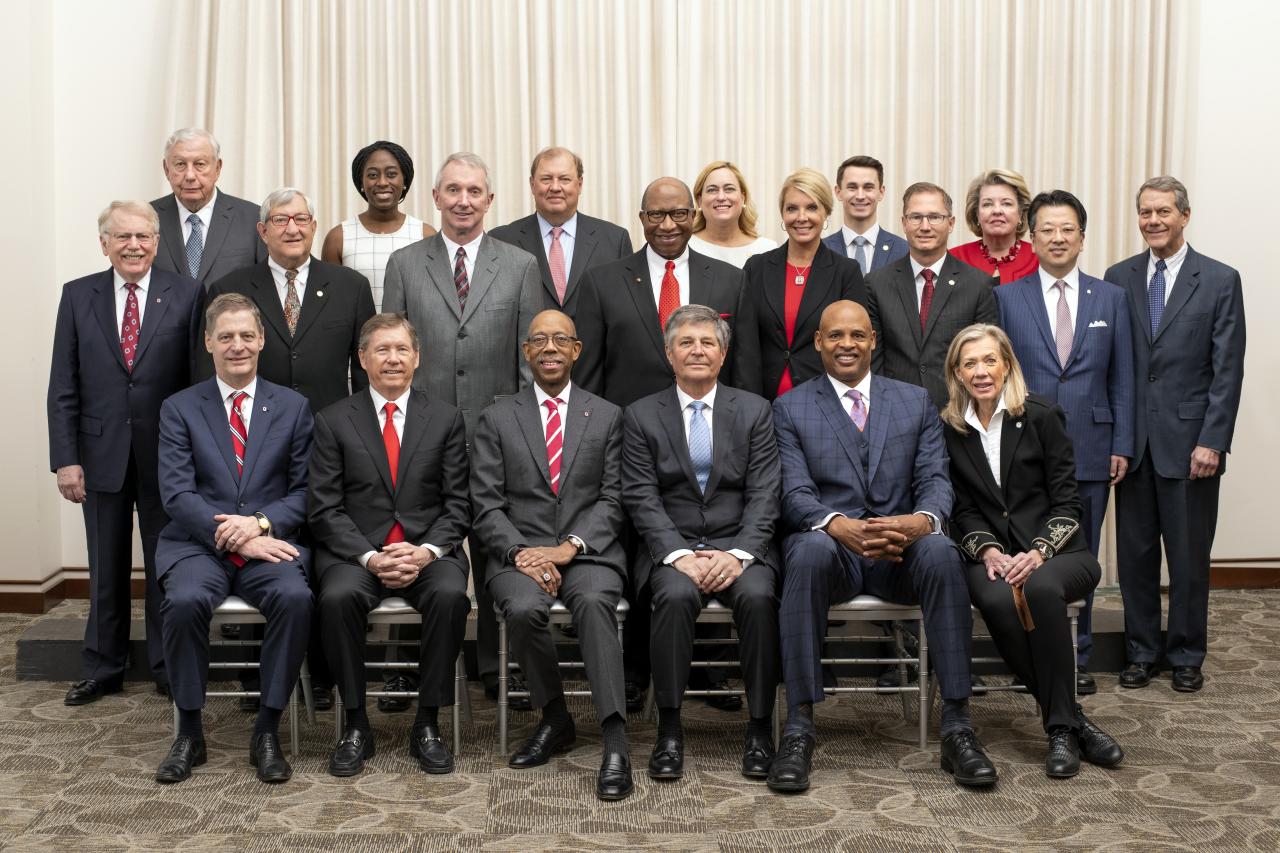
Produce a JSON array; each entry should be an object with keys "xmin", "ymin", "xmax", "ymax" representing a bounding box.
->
[{"xmin": 542, "ymin": 572, "xmax": 551, "ymax": 582}]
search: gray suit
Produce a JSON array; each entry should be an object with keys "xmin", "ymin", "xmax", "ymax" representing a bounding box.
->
[
  {"xmin": 472, "ymin": 384, "xmax": 627, "ymax": 720},
  {"xmin": 489, "ymin": 213, "xmax": 633, "ymax": 316},
  {"xmin": 151, "ymin": 191, "xmax": 266, "ymax": 286}
]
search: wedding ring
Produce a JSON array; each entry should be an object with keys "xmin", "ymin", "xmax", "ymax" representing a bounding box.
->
[
  {"xmin": 542, "ymin": 573, "xmax": 551, "ymax": 582},
  {"xmin": 718, "ymin": 573, "xmax": 726, "ymax": 580}
]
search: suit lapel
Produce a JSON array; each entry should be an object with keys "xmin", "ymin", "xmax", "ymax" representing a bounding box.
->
[
  {"xmin": 157, "ymin": 197, "xmax": 188, "ymax": 274},
  {"xmin": 459, "ymin": 237, "xmax": 500, "ymax": 326},
  {"xmin": 351, "ymin": 391, "xmax": 395, "ymax": 496},
  {"xmin": 237, "ymin": 383, "xmax": 277, "ymax": 495},
  {"xmin": 794, "ymin": 248, "xmax": 838, "ymax": 333},
  {"xmin": 423, "ymin": 235, "xmax": 463, "ymax": 322},
  {"xmin": 1122, "ymin": 255, "xmax": 1152, "ymax": 344},
  {"xmin": 517, "ymin": 216, "xmax": 559, "ymax": 306},
  {"xmin": 515, "ymin": 388, "xmax": 554, "ymax": 490},
  {"xmin": 1066, "ymin": 276, "xmax": 1096, "ymax": 366},
  {"xmin": 815, "ymin": 380, "xmax": 867, "ymax": 491},
  {"xmin": 199, "ymin": 379, "xmax": 241, "ymax": 483},
  {"xmin": 133, "ymin": 273, "xmax": 176, "ymax": 366},
  {"xmin": 921, "ymin": 258, "xmax": 961, "ymax": 344},
  {"xmin": 558, "ymin": 387, "xmax": 593, "ymax": 486},
  {"xmin": 1153, "ymin": 249, "xmax": 1200, "ymax": 342},
  {"xmin": 999, "ymin": 409, "xmax": 1025, "ymax": 495},
  {"xmin": 624, "ymin": 251, "xmax": 666, "ymax": 361},
  {"xmin": 566, "ymin": 218, "xmax": 600, "ymax": 297},
  {"xmin": 960, "ymin": 427, "xmax": 1004, "ymax": 507},
  {"xmin": 290, "ymin": 257, "xmax": 330, "ymax": 344},
  {"xmin": 199, "ymin": 195, "xmax": 236, "ymax": 279},
  {"xmin": 658, "ymin": 388, "xmax": 700, "ymax": 492},
  {"xmin": 762, "ymin": 250, "xmax": 786, "ymax": 328},
  {"xmin": 91, "ymin": 271, "xmax": 128, "ymax": 371},
  {"xmin": 249, "ymin": 264, "xmax": 292, "ymax": 344},
  {"xmin": 865, "ymin": 376, "xmax": 890, "ymax": 485},
  {"xmin": 702, "ymin": 387, "xmax": 735, "ymax": 499},
  {"xmin": 891, "ymin": 263, "xmax": 924, "ymax": 350},
  {"xmin": 1021, "ymin": 278, "xmax": 1058, "ymax": 359}
]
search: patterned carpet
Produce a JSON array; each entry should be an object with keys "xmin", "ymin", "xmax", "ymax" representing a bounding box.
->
[{"xmin": 1, "ymin": 590, "xmax": 1279, "ymax": 851}]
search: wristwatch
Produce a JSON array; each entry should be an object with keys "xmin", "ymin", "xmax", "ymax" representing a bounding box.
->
[
  {"xmin": 564, "ymin": 535, "xmax": 586, "ymax": 555},
  {"xmin": 1033, "ymin": 541, "xmax": 1052, "ymax": 561},
  {"xmin": 254, "ymin": 512, "xmax": 272, "ymax": 536}
]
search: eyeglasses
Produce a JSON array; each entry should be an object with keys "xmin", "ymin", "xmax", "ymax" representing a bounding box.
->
[
  {"xmin": 525, "ymin": 333, "xmax": 578, "ymax": 349},
  {"xmin": 266, "ymin": 213, "xmax": 315, "ymax": 228},
  {"xmin": 904, "ymin": 213, "xmax": 949, "ymax": 225},
  {"xmin": 641, "ymin": 208, "xmax": 694, "ymax": 224},
  {"xmin": 109, "ymin": 232, "xmax": 157, "ymax": 245},
  {"xmin": 1033, "ymin": 226, "xmax": 1081, "ymax": 238}
]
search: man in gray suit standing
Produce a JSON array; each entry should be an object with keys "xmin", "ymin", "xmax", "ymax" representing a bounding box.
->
[
  {"xmin": 383, "ymin": 152, "xmax": 542, "ymax": 698},
  {"xmin": 151, "ymin": 128, "xmax": 265, "ymax": 286},
  {"xmin": 472, "ymin": 309, "xmax": 633, "ymax": 801}
]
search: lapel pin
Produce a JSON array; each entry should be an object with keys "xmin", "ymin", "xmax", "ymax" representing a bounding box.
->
[
  {"xmin": 881, "ymin": 244, "xmax": 889, "ymax": 251},
  {"xmin": 316, "ymin": 290, "xmax": 324, "ymax": 297},
  {"xmin": 1016, "ymin": 421, "xmax": 1023, "ymax": 429},
  {"xmin": 635, "ymin": 277, "xmax": 643, "ymax": 283},
  {"xmin": 948, "ymin": 279, "xmax": 955, "ymax": 286},
  {"xmin": 584, "ymin": 411, "xmax": 590, "ymax": 417},
  {"xmin": 155, "ymin": 297, "xmax": 162, "ymax": 303},
  {"xmin": 262, "ymin": 406, "xmax": 268, "ymax": 412},
  {"xmin": 1086, "ymin": 289, "xmax": 1092, "ymax": 294}
]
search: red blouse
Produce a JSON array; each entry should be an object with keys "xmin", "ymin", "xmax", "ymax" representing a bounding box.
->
[
  {"xmin": 949, "ymin": 239, "xmax": 1038, "ymax": 285},
  {"xmin": 776, "ymin": 263, "xmax": 809, "ymax": 396}
]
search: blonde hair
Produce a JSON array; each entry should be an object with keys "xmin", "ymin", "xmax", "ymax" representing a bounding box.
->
[
  {"xmin": 691, "ymin": 161, "xmax": 760, "ymax": 238},
  {"xmin": 941, "ymin": 324, "xmax": 1028, "ymax": 433},
  {"xmin": 964, "ymin": 169, "xmax": 1031, "ymax": 238},
  {"xmin": 778, "ymin": 168, "xmax": 834, "ymax": 218}
]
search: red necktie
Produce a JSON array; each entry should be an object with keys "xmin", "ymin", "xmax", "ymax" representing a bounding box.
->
[
  {"xmin": 382, "ymin": 402, "xmax": 405, "ymax": 544},
  {"xmin": 657, "ymin": 260, "xmax": 680, "ymax": 330},
  {"xmin": 120, "ymin": 283, "xmax": 141, "ymax": 371},
  {"xmin": 919, "ymin": 268, "xmax": 936, "ymax": 334},
  {"xmin": 544, "ymin": 398, "xmax": 563, "ymax": 494},
  {"xmin": 228, "ymin": 391, "xmax": 248, "ymax": 567},
  {"xmin": 548, "ymin": 226, "xmax": 568, "ymax": 304}
]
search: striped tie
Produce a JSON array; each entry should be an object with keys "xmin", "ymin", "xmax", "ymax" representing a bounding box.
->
[
  {"xmin": 1054, "ymin": 281, "xmax": 1073, "ymax": 368},
  {"xmin": 454, "ymin": 247, "xmax": 470, "ymax": 309},
  {"xmin": 227, "ymin": 391, "xmax": 249, "ymax": 567},
  {"xmin": 544, "ymin": 398, "xmax": 563, "ymax": 493}
]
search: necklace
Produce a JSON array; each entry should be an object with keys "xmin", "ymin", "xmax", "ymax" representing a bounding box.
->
[
  {"xmin": 786, "ymin": 261, "xmax": 812, "ymax": 286},
  {"xmin": 979, "ymin": 238, "xmax": 1020, "ymax": 276}
]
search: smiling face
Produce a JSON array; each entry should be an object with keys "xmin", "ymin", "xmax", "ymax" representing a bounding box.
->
[
  {"xmin": 163, "ymin": 137, "xmax": 222, "ymax": 213},
  {"xmin": 522, "ymin": 310, "xmax": 581, "ymax": 394},
  {"xmin": 666, "ymin": 320, "xmax": 725, "ymax": 390},
  {"xmin": 641, "ymin": 179, "xmax": 695, "ymax": 260},
  {"xmin": 257, "ymin": 194, "xmax": 317, "ymax": 268},
  {"xmin": 359, "ymin": 323, "xmax": 420, "ymax": 399},
  {"xmin": 902, "ymin": 190, "xmax": 955, "ymax": 263},
  {"xmin": 815, "ymin": 300, "xmax": 876, "ymax": 386},
  {"xmin": 782, "ymin": 187, "xmax": 824, "ymax": 249},
  {"xmin": 1030, "ymin": 204, "xmax": 1085, "ymax": 278},
  {"xmin": 100, "ymin": 210, "xmax": 159, "ymax": 282},
  {"xmin": 956, "ymin": 335, "xmax": 1007, "ymax": 408},
  {"xmin": 977, "ymin": 183, "xmax": 1020, "ymax": 242},
  {"xmin": 835, "ymin": 165, "xmax": 885, "ymax": 230},
  {"xmin": 530, "ymin": 151, "xmax": 582, "ymax": 226},
  {"xmin": 1137, "ymin": 188, "xmax": 1190, "ymax": 258},
  {"xmin": 361, "ymin": 148, "xmax": 406, "ymax": 212},
  {"xmin": 698, "ymin": 167, "xmax": 744, "ymax": 229},
  {"xmin": 206, "ymin": 309, "xmax": 265, "ymax": 387},
  {"xmin": 434, "ymin": 160, "xmax": 493, "ymax": 242}
]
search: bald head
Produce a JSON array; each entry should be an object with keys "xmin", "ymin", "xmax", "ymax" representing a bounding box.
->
[
  {"xmin": 523, "ymin": 309, "xmax": 581, "ymax": 395},
  {"xmin": 816, "ymin": 300, "xmax": 875, "ymax": 385},
  {"xmin": 641, "ymin": 177, "xmax": 695, "ymax": 210},
  {"xmin": 527, "ymin": 309, "xmax": 577, "ymax": 339}
]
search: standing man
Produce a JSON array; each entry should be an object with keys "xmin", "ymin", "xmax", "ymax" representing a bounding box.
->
[
  {"xmin": 308, "ymin": 314, "xmax": 472, "ymax": 777},
  {"xmin": 490, "ymin": 146, "xmax": 633, "ymax": 316},
  {"xmin": 997, "ymin": 190, "xmax": 1134, "ymax": 694},
  {"xmin": 472, "ymin": 310, "xmax": 633, "ymax": 801},
  {"xmin": 153, "ymin": 294, "xmax": 314, "ymax": 785},
  {"xmin": 383, "ymin": 152, "xmax": 542, "ymax": 700},
  {"xmin": 49, "ymin": 201, "xmax": 202, "ymax": 705},
  {"xmin": 823, "ymin": 155, "xmax": 909, "ymax": 275},
  {"xmin": 1106, "ymin": 176, "xmax": 1245, "ymax": 693},
  {"xmin": 152, "ymin": 128, "xmax": 266, "ymax": 286},
  {"xmin": 865, "ymin": 182, "xmax": 998, "ymax": 408}
]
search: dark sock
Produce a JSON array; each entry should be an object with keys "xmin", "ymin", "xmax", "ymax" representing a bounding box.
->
[
  {"xmin": 541, "ymin": 694, "xmax": 572, "ymax": 730},
  {"xmin": 601, "ymin": 713, "xmax": 628, "ymax": 754},
  {"xmin": 783, "ymin": 702, "xmax": 815, "ymax": 737},
  {"xmin": 346, "ymin": 706, "xmax": 370, "ymax": 733},
  {"xmin": 253, "ymin": 705, "xmax": 283, "ymax": 740},
  {"xmin": 940, "ymin": 698, "xmax": 972, "ymax": 736},
  {"xmin": 414, "ymin": 705, "xmax": 439, "ymax": 729},
  {"xmin": 177, "ymin": 708, "xmax": 203, "ymax": 741},
  {"xmin": 657, "ymin": 706, "xmax": 682, "ymax": 740},
  {"xmin": 747, "ymin": 715, "xmax": 772, "ymax": 737}
]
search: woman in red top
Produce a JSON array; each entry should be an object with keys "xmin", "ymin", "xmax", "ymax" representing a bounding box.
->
[
  {"xmin": 733, "ymin": 168, "xmax": 866, "ymax": 399},
  {"xmin": 950, "ymin": 169, "xmax": 1039, "ymax": 284}
]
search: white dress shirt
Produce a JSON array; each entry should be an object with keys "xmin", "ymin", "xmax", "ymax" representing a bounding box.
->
[
  {"xmin": 113, "ymin": 269, "xmax": 151, "ymax": 330},
  {"xmin": 532, "ymin": 381, "xmax": 588, "ymax": 553},
  {"xmin": 963, "ymin": 394, "xmax": 1009, "ymax": 487},
  {"xmin": 909, "ymin": 255, "xmax": 948, "ymax": 308},
  {"xmin": 268, "ymin": 256, "xmax": 310, "ymax": 308},
  {"xmin": 178, "ymin": 188, "xmax": 218, "ymax": 244},
  {"xmin": 538, "ymin": 212, "xmax": 576, "ymax": 282},
  {"xmin": 1038, "ymin": 267, "xmax": 1080, "ymax": 331},
  {"xmin": 646, "ymin": 245, "xmax": 690, "ymax": 308},
  {"xmin": 841, "ymin": 223, "xmax": 882, "ymax": 259},
  {"xmin": 441, "ymin": 231, "xmax": 485, "ymax": 283},
  {"xmin": 215, "ymin": 375, "xmax": 257, "ymax": 431},
  {"xmin": 1147, "ymin": 242, "xmax": 1189, "ymax": 306}
]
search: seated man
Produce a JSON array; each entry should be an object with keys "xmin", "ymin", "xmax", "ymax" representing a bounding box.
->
[
  {"xmin": 768, "ymin": 300, "xmax": 993, "ymax": 793},
  {"xmin": 308, "ymin": 314, "xmax": 472, "ymax": 776},
  {"xmin": 472, "ymin": 309, "xmax": 633, "ymax": 801},
  {"xmin": 154, "ymin": 293, "xmax": 314, "ymax": 785},
  {"xmin": 621, "ymin": 304, "xmax": 782, "ymax": 784}
]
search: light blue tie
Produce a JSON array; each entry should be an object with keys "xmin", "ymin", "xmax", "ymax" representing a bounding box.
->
[
  {"xmin": 1148, "ymin": 258, "xmax": 1167, "ymax": 337},
  {"xmin": 853, "ymin": 235, "xmax": 869, "ymax": 276},
  {"xmin": 688, "ymin": 400, "xmax": 712, "ymax": 493},
  {"xmin": 186, "ymin": 213, "xmax": 204, "ymax": 279}
]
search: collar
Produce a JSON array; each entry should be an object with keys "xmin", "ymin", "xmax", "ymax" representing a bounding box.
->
[
  {"xmin": 178, "ymin": 187, "xmax": 218, "ymax": 219},
  {"xmin": 534, "ymin": 381, "xmax": 572, "ymax": 410},
  {"xmin": 1038, "ymin": 266, "xmax": 1081, "ymax": 293},
  {"xmin": 113, "ymin": 268, "xmax": 153, "ymax": 292},
  {"xmin": 825, "ymin": 370, "xmax": 872, "ymax": 404},
  {"xmin": 369, "ymin": 385, "xmax": 411, "ymax": 415},
  {"xmin": 216, "ymin": 375, "xmax": 258, "ymax": 403},
  {"xmin": 963, "ymin": 392, "xmax": 1008, "ymax": 433},
  {"xmin": 268, "ymin": 256, "xmax": 311, "ymax": 281},
  {"xmin": 537, "ymin": 212, "xmax": 577, "ymax": 240},
  {"xmin": 909, "ymin": 254, "xmax": 946, "ymax": 280},
  {"xmin": 441, "ymin": 231, "xmax": 485, "ymax": 263},
  {"xmin": 1148, "ymin": 241, "xmax": 1189, "ymax": 274},
  {"xmin": 676, "ymin": 382, "xmax": 718, "ymax": 411},
  {"xmin": 841, "ymin": 222, "xmax": 881, "ymax": 248},
  {"xmin": 646, "ymin": 245, "xmax": 689, "ymax": 270}
]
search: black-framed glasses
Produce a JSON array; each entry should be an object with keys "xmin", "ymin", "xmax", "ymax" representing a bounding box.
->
[
  {"xmin": 525, "ymin": 333, "xmax": 578, "ymax": 348},
  {"xmin": 641, "ymin": 208, "xmax": 694, "ymax": 224}
]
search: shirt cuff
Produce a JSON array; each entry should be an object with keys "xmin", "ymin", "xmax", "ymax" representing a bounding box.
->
[
  {"xmin": 664, "ymin": 548, "xmax": 694, "ymax": 565},
  {"xmin": 915, "ymin": 511, "xmax": 941, "ymax": 534},
  {"xmin": 813, "ymin": 512, "xmax": 843, "ymax": 532},
  {"xmin": 358, "ymin": 550, "xmax": 377, "ymax": 569},
  {"xmin": 421, "ymin": 543, "xmax": 445, "ymax": 559},
  {"xmin": 727, "ymin": 548, "xmax": 755, "ymax": 569}
]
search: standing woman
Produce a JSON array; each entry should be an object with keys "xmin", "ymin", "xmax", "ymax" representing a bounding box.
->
[
  {"xmin": 941, "ymin": 324, "xmax": 1124, "ymax": 779},
  {"xmin": 950, "ymin": 169, "xmax": 1038, "ymax": 284},
  {"xmin": 322, "ymin": 141, "xmax": 437, "ymax": 310},
  {"xmin": 688, "ymin": 160, "xmax": 778, "ymax": 267},
  {"xmin": 734, "ymin": 168, "xmax": 866, "ymax": 399}
]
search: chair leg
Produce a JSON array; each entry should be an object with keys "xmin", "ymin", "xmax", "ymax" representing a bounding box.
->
[
  {"xmin": 457, "ymin": 653, "xmax": 472, "ymax": 724},
  {"xmin": 642, "ymin": 685, "xmax": 656, "ymax": 721},
  {"xmin": 172, "ymin": 702, "xmax": 179, "ymax": 739},
  {"xmin": 497, "ymin": 615, "xmax": 509, "ymax": 756},
  {"xmin": 453, "ymin": 653, "xmax": 463, "ymax": 755},
  {"xmin": 288, "ymin": 681, "xmax": 299, "ymax": 760},
  {"xmin": 918, "ymin": 624, "xmax": 930, "ymax": 751},
  {"xmin": 333, "ymin": 687, "xmax": 344, "ymax": 743},
  {"xmin": 773, "ymin": 685, "xmax": 784, "ymax": 747},
  {"xmin": 891, "ymin": 623, "xmax": 911, "ymax": 719},
  {"xmin": 300, "ymin": 658, "xmax": 316, "ymax": 725},
  {"xmin": 1071, "ymin": 612, "xmax": 1079, "ymax": 703}
]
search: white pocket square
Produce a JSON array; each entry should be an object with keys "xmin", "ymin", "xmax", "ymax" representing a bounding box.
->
[{"xmin": 1088, "ymin": 320, "xmax": 1108, "ymax": 328}]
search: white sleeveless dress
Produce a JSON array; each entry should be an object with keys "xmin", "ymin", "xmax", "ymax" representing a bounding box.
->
[{"xmin": 340, "ymin": 214, "xmax": 425, "ymax": 311}]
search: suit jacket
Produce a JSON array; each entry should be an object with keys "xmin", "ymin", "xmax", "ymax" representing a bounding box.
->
[
  {"xmin": 155, "ymin": 377, "xmax": 313, "ymax": 577},
  {"xmin": 152, "ymin": 192, "xmax": 266, "ymax": 286},
  {"xmin": 621, "ymin": 384, "xmax": 780, "ymax": 589},
  {"xmin": 772, "ymin": 374, "xmax": 952, "ymax": 534},
  {"xmin": 575, "ymin": 247, "xmax": 744, "ymax": 408},
  {"xmin": 733, "ymin": 241, "xmax": 867, "ymax": 399},
  {"xmin": 489, "ymin": 212, "xmax": 633, "ymax": 316},
  {"xmin": 997, "ymin": 272, "xmax": 1134, "ymax": 482},
  {"xmin": 197, "ymin": 258, "xmax": 375, "ymax": 413},
  {"xmin": 306, "ymin": 389, "xmax": 471, "ymax": 577},
  {"xmin": 866, "ymin": 254, "xmax": 998, "ymax": 408},
  {"xmin": 47, "ymin": 267, "xmax": 202, "ymax": 493},
  {"xmin": 1105, "ymin": 246, "xmax": 1245, "ymax": 478},
  {"xmin": 823, "ymin": 227, "xmax": 910, "ymax": 273},
  {"xmin": 945, "ymin": 394, "xmax": 1085, "ymax": 562},
  {"xmin": 382, "ymin": 233, "xmax": 541, "ymax": 434},
  {"xmin": 471, "ymin": 384, "xmax": 626, "ymax": 581}
]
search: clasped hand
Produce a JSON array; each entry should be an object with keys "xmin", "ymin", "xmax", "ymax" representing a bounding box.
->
[
  {"xmin": 674, "ymin": 550, "xmax": 743, "ymax": 594},
  {"xmin": 367, "ymin": 542, "xmax": 435, "ymax": 589},
  {"xmin": 514, "ymin": 542, "xmax": 578, "ymax": 597},
  {"xmin": 981, "ymin": 546, "xmax": 1044, "ymax": 588},
  {"xmin": 827, "ymin": 514, "xmax": 930, "ymax": 562}
]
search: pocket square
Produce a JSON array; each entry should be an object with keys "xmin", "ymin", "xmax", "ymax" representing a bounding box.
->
[{"xmin": 1088, "ymin": 320, "xmax": 1108, "ymax": 328}]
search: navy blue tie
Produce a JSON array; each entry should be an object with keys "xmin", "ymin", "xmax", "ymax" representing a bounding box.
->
[
  {"xmin": 1148, "ymin": 258, "xmax": 1167, "ymax": 337},
  {"xmin": 688, "ymin": 401, "xmax": 712, "ymax": 493}
]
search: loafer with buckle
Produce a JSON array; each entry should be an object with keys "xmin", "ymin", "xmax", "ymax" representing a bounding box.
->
[
  {"xmin": 249, "ymin": 732, "xmax": 293, "ymax": 784},
  {"xmin": 741, "ymin": 730, "xmax": 775, "ymax": 779},
  {"xmin": 1076, "ymin": 711, "xmax": 1124, "ymax": 767},
  {"xmin": 378, "ymin": 674, "xmax": 413, "ymax": 713},
  {"xmin": 647, "ymin": 735, "xmax": 684, "ymax": 779},
  {"xmin": 328, "ymin": 727, "xmax": 375, "ymax": 777},
  {"xmin": 597, "ymin": 749, "xmax": 634, "ymax": 801},
  {"xmin": 1075, "ymin": 667, "xmax": 1097, "ymax": 695},
  {"xmin": 64, "ymin": 677, "xmax": 123, "ymax": 706},
  {"xmin": 509, "ymin": 721, "xmax": 576, "ymax": 768},
  {"xmin": 766, "ymin": 731, "xmax": 815, "ymax": 793},
  {"xmin": 1046, "ymin": 728, "xmax": 1081, "ymax": 778},
  {"xmin": 1171, "ymin": 665, "xmax": 1204, "ymax": 693},
  {"xmin": 155, "ymin": 736, "xmax": 207, "ymax": 784},
  {"xmin": 409, "ymin": 724, "xmax": 454, "ymax": 774},
  {"xmin": 1119, "ymin": 661, "xmax": 1158, "ymax": 688},
  {"xmin": 940, "ymin": 730, "xmax": 998, "ymax": 787}
]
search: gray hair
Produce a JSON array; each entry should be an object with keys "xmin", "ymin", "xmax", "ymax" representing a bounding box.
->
[
  {"xmin": 663, "ymin": 303, "xmax": 730, "ymax": 351},
  {"xmin": 259, "ymin": 187, "xmax": 317, "ymax": 223},
  {"xmin": 1136, "ymin": 176, "xmax": 1190, "ymax": 214},
  {"xmin": 164, "ymin": 127, "xmax": 221, "ymax": 161},
  {"xmin": 434, "ymin": 152, "xmax": 492, "ymax": 194},
  {"xmin": 97, "ymin": 200, "xmax": 159, "ymax": 238}
]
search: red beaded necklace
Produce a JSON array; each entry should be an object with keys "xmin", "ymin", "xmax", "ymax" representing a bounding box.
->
[{"xmin": 978, "ymin": 238, "xmax": 1021, "ymax": 275}]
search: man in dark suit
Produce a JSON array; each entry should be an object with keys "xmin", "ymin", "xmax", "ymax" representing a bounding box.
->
[
  {"xmin": 1106, "ymin": 176, "xmax": 1246, "ymax": 694},
  {"xmin": 822, "ymin": 155, "xmax": 909, "ymax": 275},
  {"xmin": 622, "ymin": 304, "xmax": 782, "ymax": 784},
  {"xmin": 153, "ymin": 294, "xmax": 314, "ymax": 785},
  {"xmin": 49, "ymin": 201, "xmax": 202, "ymax": 705},
  {"xmin": 307, "ymin": 314, "xmax": 472, "ymax": 776},
  {"xmin": 768, "ymin": 300, "xmax": 993, "ymax": 793},
  {"xmin": 151, "ymin": 128, "xmax": 265, "ymax": 286},
  {"xmin": 489, "ymin": 147, "xmax": 633, "ymax": 316},
  {"xmin": 472, "ymin": 309, "xmax": 633, "ymax": 801},
  {"xmin": 866, "ymin": 182, "xmax": 998, "ymax": 408},
  {"xmin": 997, "ymin": 190, "xmax": 1135, "ymax": 695}
]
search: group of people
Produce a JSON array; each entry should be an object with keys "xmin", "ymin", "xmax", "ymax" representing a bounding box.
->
[{"xmin": 47, "ymin": 127, "xmax": 1246, "ymax": 802}]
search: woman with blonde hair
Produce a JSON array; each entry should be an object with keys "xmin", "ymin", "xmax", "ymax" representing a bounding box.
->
[
  {"xmin": 688, "ymin": 160, "xmax": 777, "ymax": 267},
  {"xmin": 949, "ymin": 169, "xmax": 1038, "ymax": 284}
]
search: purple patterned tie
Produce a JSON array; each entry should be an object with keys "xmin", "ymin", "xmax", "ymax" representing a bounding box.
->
[
  {"xmin": 454, "ymin": 247, "xmax": 469, "ymax": 309},
  {"xmin": 1054, "ymin": 281, "xmax": 1072, "ymax": 368},
  {"xmin": 846, "ymin": 389, "xmax": 867, "ymax": 432}
]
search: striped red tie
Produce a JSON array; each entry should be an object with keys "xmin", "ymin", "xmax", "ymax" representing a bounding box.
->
[
  {"xmin": 544, "ymin": 398, "xmax": 563, "ymax": 493},
  {"xmin": 228, "ymin": 391, "xmax": 248, "ymax": 567},
  {"xmin": 382, "ymin": 402, "xmax": 405, "ymax": 544}
]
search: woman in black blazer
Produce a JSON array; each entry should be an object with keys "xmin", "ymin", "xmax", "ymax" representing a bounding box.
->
[
  {"xmin": 733, "ymin": 168, "xmax": 866, "ymax": 399},
  {"xmin": 941, "ymin": 324, "xmax": 1124, "ymax": 780}
]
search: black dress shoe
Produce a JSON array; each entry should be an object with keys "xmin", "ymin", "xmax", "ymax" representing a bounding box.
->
[
  {"xmin": 597, "ymin": 749, "xmax": 634, "ymax": 801},
  {"xmin": 1046, "ymin": 728, "xmax": 1081, "ymax": 778},
  {"xmin": 155, "ymin": 736, "xmax": 207, "ymax": 783},
  {"xmin": 1076, "ymin": 711, "xmax": 1124, "ymax": 767},
  {"xmin": 220, "ymin": 623, "xmax": 241, "ymax": 639},
  {"xmin": 940, "ymin": 730, "xmax": 998, "ymax": 787},
  {"xmin": 64, "ymin": 677, "xmax": 123, "ymax": 706},
  {"xmin": 509, "ymin": 721, "xmax": 576, "ymax": 768},
  {"xmin": 647, "ymin": 735, "xmax": 684, "ymax": 779},
  {"xmin": 485, "ymin": 676, "xmax": 533, "ymax": 711},
  {"xmin": 766, "ymin": 731, "xmax": 815, "ymax": 793},
  {"xmin": 1075, "ymin": 667, "xmax": 1097, "ymax": 696},
  {"xmin": 249, "ymin": 732, "xmax": 293, "ymax": 784},
  {"xmin": 875, "ymin": 665, "xmax": 917, "ymax": 690},
  {"xmin": 1171, "ymin": 666, "xmax": 1204, "ymax": 693},
  {"xmin": 1119, "ymin": 661, "xmax": 1158, "ymax": 688},
  {"xmin": 409, "ymin": 724, "xmax": 454, "ymax": 774},
  {"xmin": 703, "ymin": 680, "xmax": 743, "ymax": 712},
  {"xmin": 378, "ymin": 674, "xmax": 414, "ymax": 713},
  {"xmin": 624, "ymin": 680, "xmax": 646, "ymax": 714},
  {"xmin": 329, "ymin": 727, "xmax": 376, "ymax": 777},
  {"xmin": 312, "ymin": 685, "xmax": 334, "ymax": 712},
  {"xmin": 741, "ymin": 730, "xmax": 775, "ymax": 779}
]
